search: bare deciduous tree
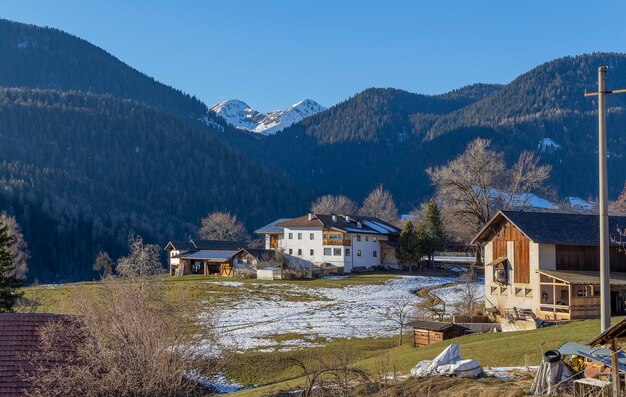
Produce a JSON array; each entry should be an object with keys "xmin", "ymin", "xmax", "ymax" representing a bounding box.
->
[
  {"xmin": 416, "ymin": 291, "xmax": 446, "ymax": 321},
  {"xmin": 284, "ymin": 351, "xmax": 369, "ymax": 397},
  {"xmin": 0, "ymin": 211, "xmax": 29, "ymax": 280},
  {"xmin": 428, "ymin": 138, "xmax": 551, "ymax": 241},
  {"xmin": 454, "ymin": 270, "xmax": 482, "ymax": 316},
  {"xmin": 199, "ymin": 212, "xmax": 248, "ymax": 241},
  {"xmin": 612, "ymin": 182, "xmax": 626, "ymax": 215},
  {"xmin": 359, "ymin": 185, "xmax": 399, "ymax": 224},
  {"xmin": 383, "ymin": 297, "xmax": 414, "ymax": 346},
  {"xmin": 92, "ymin": 251, "xmax": 113, "ymax": 278},
  {"xmin": 310, "ymin": 195, "xmax": 359, "ymax": 215},
  {"xmin": 26, "ymin": 278, "xmax": 221, "ymax": 396},
  {"xmin": 116, "ymin": 235, "xmax": 163, "ymax": 278}
]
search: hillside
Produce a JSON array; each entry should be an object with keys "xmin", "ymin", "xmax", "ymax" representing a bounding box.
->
[
  {"xmin": 247, "ymin": 54, "xmax": 626, "ymax": 207},
  {"xmin": 0, "ymin": 88, "xmax": 308, "ymax": 281}
]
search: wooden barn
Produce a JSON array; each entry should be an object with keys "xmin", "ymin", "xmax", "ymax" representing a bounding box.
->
[
  {"xmin": 408, "ymin": 320, "xmax": 468, "ymax": 346},
  {"xmin": 473, "ymin": 211, "xmax": 626, "ymax": 321}
]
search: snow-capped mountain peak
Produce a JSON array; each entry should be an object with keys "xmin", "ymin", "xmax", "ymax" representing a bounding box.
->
[{"xmin": 209, "ymin": 99, "xmax": 326, "ymax": 135}]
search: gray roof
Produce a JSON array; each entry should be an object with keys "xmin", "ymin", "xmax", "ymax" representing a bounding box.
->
[
  {"xmin": 174, "ymin": 250, "xmax": 241, "ymax": 261},
  {"xmin": 165, "ymin": 239, "xmax": 247, "ymax": 251},
  {"xmin": 537, "ymin": 269, "xmax": 626, "ymax": 286},
  {"xmin": 407, "ymin": 320, "xmax": 468, "ymax": 332},
  {"xmin": 277, "ymin": 213, "xmax": 400, "ymax": 235},
  {"xmin": 243, "ymin": 248, "xmax": 278, "ymax": 260},
  {"xmin": 255, "ymin": 218, "xmax": 291, "ymax": 234},
  {"xmin": 191, "ymin": 239, "xmax": 248, "ymax": 250},
  {"xmin": 473, "ymin": 210, "xmax": 626, "ymax": 246},
  {"xmin": 164, "ymin": 240, "xmax": 196, "ymax": 251}
]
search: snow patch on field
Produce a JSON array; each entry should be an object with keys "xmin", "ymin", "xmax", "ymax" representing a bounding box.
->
[
  {"xmin": 202, "ymin": 276, "xmax": 467, "ymax": 351},
  {"xmin": 206, "ymin": 281, "xmax": 245, "ymax": 287},
  {"xmin": 432, "ymin": 282, "xmax": 485, "ymax": 306}
]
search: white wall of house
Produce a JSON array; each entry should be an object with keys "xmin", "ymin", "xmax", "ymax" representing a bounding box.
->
[
  {"xmin": 484, "ymin": 240, "xmax": 557, "ymax": 316},
  {"xmin": 281, "ymin": 226, "xmax": 342, "ymax": 267},
  {"xmin": 349, "ymin": 234, "xmax": 384, "ymax": 270},
  {"xmin": 169, "ymin": 250, "xmax": 180, "ymax": 266},
  {"xmin": 270, "ymin": 227, "xmax": 387, "ymax": 273}
]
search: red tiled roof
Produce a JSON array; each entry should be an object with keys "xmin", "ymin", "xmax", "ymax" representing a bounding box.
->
[{"xmin": 0, "ymin": 313, "xmax": 70, "ymax": 397}]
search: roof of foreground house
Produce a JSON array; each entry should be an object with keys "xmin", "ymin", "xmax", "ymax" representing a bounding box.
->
[
  {"xmin": 472, "ymin": 210, "xmax": 626, "ymax": 246},
  {"xmin": 277, "ymin": 213, "xmax": 400, "ymax": 235},
  {"xmin": 0, "ymin": 313, "xmax": 74, "ymax": 397}
]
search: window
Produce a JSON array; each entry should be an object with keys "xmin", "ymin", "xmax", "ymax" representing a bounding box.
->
[
  {"xmin": 365, "ymin": 236, "xmax": 369, "ymax": 241},
  {"xmin": 310, "ymin": 249, "xmax": 314, "ymax": 256},
  {"xmin": 356, "ymin": 250, "xmax": 362, "ymax": 257},
  {"xmin": 333, "ymin": 248, "xmax": 341, "ymax": 256},
  {"xmin": 373, "ymin": 237, "xmax": 377, "ymax": 242},
  {"xmin": 298, "ymin": 249, "xmax": 302, "ymax": 256},
  {"xmin": 192, "ymin": 261, "xmax": 201, "ymax": 274},
  {"xmin": 345, "ymin": 249, "xmax": 351, "ymax": 257},
  {"xmin": 288, "ymin": 233, "xmax": 293, "ymax": 239},
  {"xmin": 310, "ymin": 233, "xmax": 314, "ymax": 240},
  {"xmin": 324, "ymin": 248, "xmax": 331, "ymax": 256},
  {"xmin": 356, "ymin": 235, "xmax": 361, "ymax": 242},
  {"xmin": 298, "ymin": 233, "xmax": 302, "ymax": 240},
  {"xmin": 288, "ymin": 248, "xmax": 293, "ymax": 255},
  {"xmin": 373, "ymin": 250, "xmax": 377, "ymax": 257}
]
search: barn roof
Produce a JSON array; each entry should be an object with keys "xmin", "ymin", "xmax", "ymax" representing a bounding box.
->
[
  {"xmin": 191, "ymin": 239, "xmax": 248, "ymax": 250},
  {"xmin": 472, "ymin": 210, "xmax": 626, "ymax": 246},
  {"xmin": 174, "ymin": 250, "xmax": 241, "ymax": 261},
  {"xmin": 242, "ymin": 248, "xmax": 277, "ymax": 260},
  {"xmin": 407, "ymin": 320, "xmax": 468, "ymax": 332},
  {"xmin": 589, "ymin": 318, "xmax": 626, "ymax": 346},
  {"xmin": 0, "ymin": 313, "xmax": 74, "ymax": 397},
  {"xmin": 164, "ymin": 239, "xmax": 247, "ymax": 251},
  {"xmin": 164, "ymin": 240, "xmax": 196, "ymax": 251},
  {"xmin": 254, "ymin": 218, "xmax": 291, "ymax": 234},
  {"xmin": 277, "ymin": 214, "xmax": 400, "ymax": 235},
  {"xmin": 537, "ymin": 269, "xmax": 626, "ymax": 286}
]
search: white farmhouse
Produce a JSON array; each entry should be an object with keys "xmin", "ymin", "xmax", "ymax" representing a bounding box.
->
[{"xmin": 255, "ymin": 213, "xmax": 400, "ymax": 273}]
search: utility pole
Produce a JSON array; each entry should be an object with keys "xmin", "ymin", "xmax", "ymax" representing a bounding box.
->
[{"xmin": 585, "ymin": 67, "xmax": 626, "ymax": 333}]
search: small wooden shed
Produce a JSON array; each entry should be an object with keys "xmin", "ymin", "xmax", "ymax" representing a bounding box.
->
[{"xmin": 408, "ymin": 320, "xmax": 468, "ymax": 346}]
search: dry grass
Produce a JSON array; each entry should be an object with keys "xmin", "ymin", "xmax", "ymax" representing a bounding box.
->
[{"xmin": 365, "ymin": 374, "xmax": 534, "ymax": 397}]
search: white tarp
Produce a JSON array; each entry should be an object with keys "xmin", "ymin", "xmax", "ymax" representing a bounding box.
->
[{"xmin": 411, "ymin": 343, "xmax": 483, "ymax": 378}]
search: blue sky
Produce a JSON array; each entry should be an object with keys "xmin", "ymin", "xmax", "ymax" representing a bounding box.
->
[{"xmin": 2, "ymin": 1, "xmax": 626, "ymax": 112}]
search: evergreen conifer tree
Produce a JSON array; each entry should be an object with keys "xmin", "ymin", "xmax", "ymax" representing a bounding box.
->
[
  {"xmin": 0, "ymin": 223, "xmax": 21, "ymax": 312},
  {"xmin": 395, "ymin": 221, "xmax": 421, "ymax": 271},
  {"xmin": 421, "ymin": 199, "xmax": 447, "ymax": 267}
]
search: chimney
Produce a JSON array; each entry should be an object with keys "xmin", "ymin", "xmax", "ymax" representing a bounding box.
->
[
  {"xmin": 357, "ymin": 221, "xmax": 363, "ymax": 229},
  {"xmin": 308, "ymin": 212, "xmax": 314, "ymax": 221},
  {"xmin": 332, "ymin": 214, "xmax": 337, "ymax": 222},
  {"xmin": 345, "ymin": 215, "xmax": 351, "ymax": 222}
]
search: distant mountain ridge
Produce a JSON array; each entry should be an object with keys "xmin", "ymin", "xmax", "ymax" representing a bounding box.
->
[
  {"xmin": 2, "ymin": 16, "xmax": 626, "ymax": 281},
  {"xmin": 210, "ymin": 98, "xmax": 326, "ymax": 135}
]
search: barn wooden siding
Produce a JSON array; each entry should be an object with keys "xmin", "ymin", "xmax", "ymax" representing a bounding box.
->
[
  {"xmin": 556, "ymin": 245, "xmax": 626, "ymax": 272},
  {"xmin": 413, "ymin": 327, "xmax": 467, "ymax": 346},
  {"xmin": 491, "ymin": 221, "xmax": 530, "ymax": 283}
]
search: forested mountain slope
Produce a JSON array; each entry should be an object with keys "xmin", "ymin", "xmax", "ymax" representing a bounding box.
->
[
  {"xmin": 0, "ymin": 88, "xmax": 308, "ymax": 281},
  {"xmin": 253, "ymin": 54, "xmax": 626, "ymax": 208},
  {"xmin": 0, "ymin": 18, "xmax": 208, "ymax": 119}
]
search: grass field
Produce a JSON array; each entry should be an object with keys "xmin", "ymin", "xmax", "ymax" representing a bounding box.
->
[
  {"xmin": 18, "ymin": 274, "xmax": 618, "ymax": 396},
  {"xmin": 229, "ymin": 317, "xmax": 619, "ymax": 397}
]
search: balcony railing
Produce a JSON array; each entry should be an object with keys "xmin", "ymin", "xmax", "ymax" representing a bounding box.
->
[{"xmin": 323, "ymin": 238, "xmax": 351, "ymax": 246}]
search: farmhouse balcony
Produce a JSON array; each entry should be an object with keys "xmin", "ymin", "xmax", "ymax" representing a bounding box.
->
[{"xmin": 323, "ymin": 238, "xmax": 351, "ymax": 246}]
